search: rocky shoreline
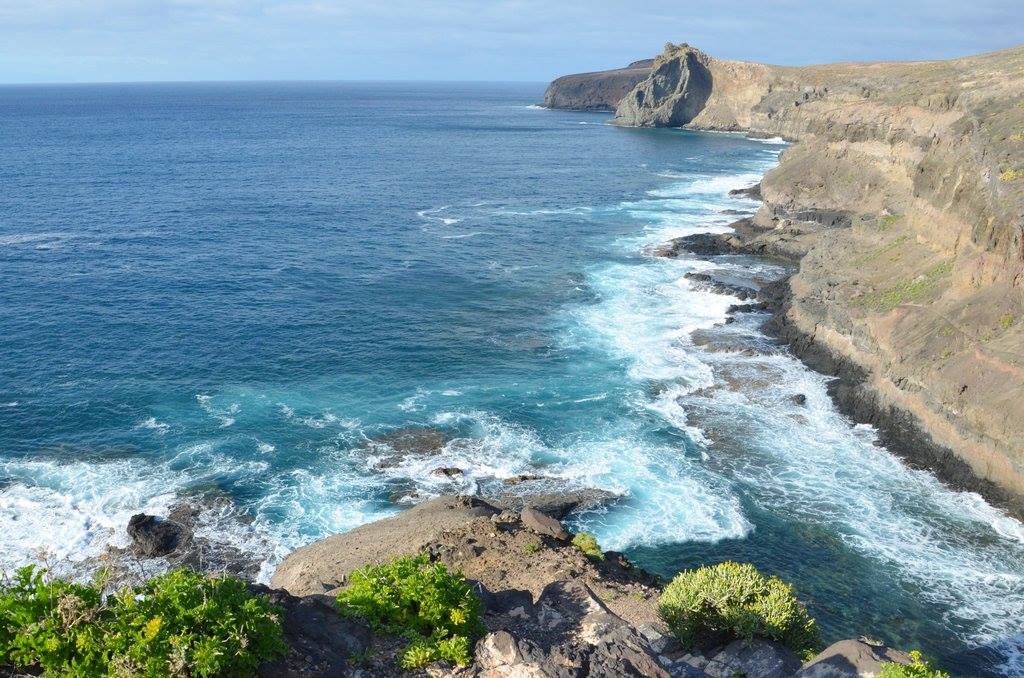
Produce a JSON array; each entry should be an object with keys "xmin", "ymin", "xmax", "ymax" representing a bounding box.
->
[
  {"xmin": 547, "ymin": 41, "xmax": 1024, "ymax": 513},
  {"xmin": 118, "ymin": 495, "xmax": 917, "ymax": 677}
]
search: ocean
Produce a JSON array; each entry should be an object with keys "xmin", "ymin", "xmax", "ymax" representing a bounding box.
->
[{"xmin": 1, "ymin": 81, "xmax": 1022, "ymax": 675}]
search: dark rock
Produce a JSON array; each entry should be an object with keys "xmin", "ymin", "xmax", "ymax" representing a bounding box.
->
[
  {"xmin": 791, "ymin": 393, "xmax": 808, "ymax": 406},
  {"xmin": 126, "ymin": 513, "xmax": 186, "ymax": 557},
  {"xmin": 704, "ymin": 639, "xmax": 802, "ymax": 678},
  {"xmin": 728, "ymin": 183, "xmax": 763, "ymax": 200},
  {"xmin": 255, "ymin": 587, "xmax": 371, "ymax": 678},
  {"xmin": 520, "ymin": 507, "xmax": 571, "ymax": 541},
  {"xmin": 501, "ymin": 489, "xmax": 619, "ymax": 520},
  {"xmin": 430, "ymin": 466, "xmax": 464, "ymax": 478},
  {"xmin": 503, "ymin": 474, "xmax": 545, "ymax": 485},
  {"xmin": 656, "ymin": 233, "xmax": 739, "ymax": 257},
  {"xmin": 794, "ymin": 639, "xmax": 913, "ymax": 677}
]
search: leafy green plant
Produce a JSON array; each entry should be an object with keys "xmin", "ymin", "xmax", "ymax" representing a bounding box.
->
[
  {"xmin": 336, "ymin": 555, "xmax": 483, "ymax": 669},
  {"xmin": 1000, "ymin": 313, "xmax": 1015, "ymax": 329},
  {"xmin": 571, "ymin": 532, "xmax": 604, "ymax": 560},
  {"xmin": 657, "ymin": 561, "xmax": 820, "ymax": 657},
  {"xmin": 523, "ymin": 542, "xmax": 540, "ymax": 554},
  {"xmin": 0, "ymin": 565, "xmax": 286, "ymax": 677},
  {"xmin": 878, "ymin": 650, "xmax": 951, "ymax": 678}
]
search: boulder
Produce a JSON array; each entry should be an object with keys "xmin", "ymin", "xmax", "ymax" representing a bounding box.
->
[
  {"xmin": 794, "ymin": 639, "xmax": 913, "ymax": 678},
  {"xmin": 270, "ymin": 495, "xmax": 498, "ymax": 595},
  {"xmin": 520, "ymin": 507, "xmax": 570, "ymax": 541},
  {"xmin": 255, "ymin": 588, "xmax": 370, "ymax": 677},
  {"xmin": 126, "ymin": 513, "xmax": 186, "ymax": 557},
  {"xmin": 729, "ymin": 183, "xmax": 763, "ymax": 200},
  {"xmin": 704, "ymin": 638, "xmax": 802, "ymax": 678},
  {"xmin": 431, "ymin": 466, "xmax": 464, "ymax": 478}
]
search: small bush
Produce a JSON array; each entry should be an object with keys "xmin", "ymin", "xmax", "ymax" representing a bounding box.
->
[
  {"xmin": 572, "ymin": 533, "xmax": 604, "ymax": 560},
  {"xmin": 1000, "ymin": 313, "xmax": 1015, "ymax": 329},
  {"xmin": 1001, "ymin": 168, "xmax": 1024, "ymax": 182},
  {"xmin": 0, "ymin": 565, "xmax": 286, "ymax": 677},
  {"xmin": 657, "ymin": 561, "xmax": 819, "ymax": 657},
  {"xmin": 523, "ymin": 542, "xmax": 540, "ymax": 554},
  {"xmin": 879, "ymin": 650, "xmax": 951, "ymax": 678},
  {"xmin": 336, "ymin": 555, "xmax": 483, "ymax": 669}
]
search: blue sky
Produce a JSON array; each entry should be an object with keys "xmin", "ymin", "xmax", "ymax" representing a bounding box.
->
[{"xmin": 1, "ymin": 1, "xmax": 1022, "ymax": 84}]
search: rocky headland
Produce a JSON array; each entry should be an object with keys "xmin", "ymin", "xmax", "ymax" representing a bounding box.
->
[
  {"xmin": 542, "ymin": 59, "xmax": 654, "ymax": 111},
  {"xmin": 550, "ymin": 42, "xmax": 1024, "ymax": 514}
]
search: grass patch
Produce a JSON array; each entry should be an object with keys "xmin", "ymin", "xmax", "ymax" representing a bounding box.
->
[
  {"xmin": 1010, "ymin": 132, "xmax": 1024, "ymax": 142},
  {"xmin": 335, "ymin": 555, "xmax": 483, "ymax": 669},
  {"xmin": 571, "ymin": 533, "xmax": 604, "ymax": 561},
  {"xmin": 0, "ymin": 566, "xmax": 286, "ymax": 677},
  {"xmin": 657, "ymin": 561, "xmax": 820, "ymax": 658},
  {"xmin": 1001, "ymin": 168, "xmax": 1024, "ymax": 182},
  {"xmin": 879, "ymin": 650, "xmax": 951, "ymax": 678},
  {"xmin": 856, "ymin": 261, "xmax": 953, "ymax": 312},
  {"xmin": 853, "ymin": 234, "xmax": 910, "ymax": 266},
  {"xmin": 1000, "ymin": 313, "xmax": 1016, "ymax": 329},
  {"xmin": 877, "ymin": 214, "xmax": 901, "ymax": 231}
]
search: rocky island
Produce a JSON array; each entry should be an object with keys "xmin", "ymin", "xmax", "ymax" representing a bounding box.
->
[{"xmin": 549, "ymin": 42, "xmax": 1024, "ymax": 514}]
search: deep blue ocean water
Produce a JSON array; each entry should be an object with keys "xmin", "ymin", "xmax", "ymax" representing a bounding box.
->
[{"xmin": 1, "ymin": 82, "xmax": 1023, "ymax": 675}]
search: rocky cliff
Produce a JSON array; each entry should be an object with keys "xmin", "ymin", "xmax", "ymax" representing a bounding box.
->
[
  {"xmin": 569, "ymin": 43, "xmax": 1024, "ymax": 511},
  {"xmin": 542, "ymin": 59, "xmax": 654, "ymax": 111}
]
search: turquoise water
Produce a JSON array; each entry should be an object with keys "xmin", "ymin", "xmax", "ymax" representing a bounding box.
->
[{"xmin": 1, "ymin": 82, "xmax": 1022, "ymax": 675}]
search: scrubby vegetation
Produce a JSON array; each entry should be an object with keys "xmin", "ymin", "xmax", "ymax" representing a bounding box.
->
[
  {"xmin": 0, "ymin": 566, "xmax": 286, "ymax": 677},
  {"xmin": 1000, "ymin": 167, "xmax": 1024, "ymax": 182},
  {"xmin": 1000, "ymin": 313, "xmax": 1016, "ymax": 329},
  {"xmin": 571, "ymin": 532, "xmax": 604, "ymax": 560},
  {"xmin": 657, "ymin": 561, "xmax": 820, "ymax": 657},
  {"xmin": 879, "ymin": 650, "xmax": 951, "ymax": 678},
  {"xmin": 856, "ymin": 261, "xmax": 953, "ymax": 312},
  {"xmin": 335, "ymin": 554, "xmax": 483, "ymax": 669}
]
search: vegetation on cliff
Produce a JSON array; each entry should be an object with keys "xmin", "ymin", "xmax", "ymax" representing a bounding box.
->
[
  {"xmin": 0, "ymin": 566, "xmax": 285, "ymax": 677},
  {"xmin": 335, "ymin": 554, "xmax": 484, "ymax": 669},
  {"xmin": 657, "ymin": 561, "xmax": 820, "ymax": 658}
]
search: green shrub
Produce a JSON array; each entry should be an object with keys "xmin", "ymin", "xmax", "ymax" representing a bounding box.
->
[
  {"xmin": 0, "ymin": 565, "xmax": 286, "ymax": 677},
  {"xmin": 523, "ymin": 542, "xmax": 540, "ymax": 554},
  {"xmin": 657, "ymin": 561, "xmax": 820, "ymax": 657},
  {"xmin": 572, "ymin": 533, "xmax": 604, "ymax": 560},
  {"xmin": 1001, "ymin": 168, "xmax": 1024, "ymax": 182},
  {"xmin": 336, "ymin": 555, "xmax": 483, "ymax": 669},
  {"xmin": 1000, "ymin": 313, "xmax": 1015, "ymax": 329},
  {"xmin": 879, "ymin": 650, "xmax": 951, "ymax": 678}
]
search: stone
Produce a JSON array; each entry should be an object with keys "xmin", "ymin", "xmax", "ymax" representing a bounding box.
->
[
  {"xmin": 794, "ymin": 639, "xmax": 914, "ymax": 677},
  {"xmin": 791, "ymin": 393, "xmax": 808, "ymax": 406},
  {"xmin": 520, "ymin": 507, "xmax": 570, "ymax": 541},
  {"xmin": 256, "ymin": 588, "xmax": 371, "ymax": 677},
  {"xmin": 430, "ymin": 466, "xmax": 464, "ymax": 478},
  {"xmin": 126, "ymin": 513, "xmax": 186, "ymax": 557},
  {"xmin": 704, "ymin": 638, "xmax": 802, "ymax": 678}
]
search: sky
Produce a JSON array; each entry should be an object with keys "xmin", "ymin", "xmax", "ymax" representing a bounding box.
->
[{"xmin": 1, "ymin": 1, "xmax": 1022, "ymax": 84}]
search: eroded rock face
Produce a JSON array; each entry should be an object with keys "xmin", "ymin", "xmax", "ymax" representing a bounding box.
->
[
  {"xmin": 614, "ymin": 45, "xmax": 713, "ymax": 127},
  {"xmin": 595, "ymin": 41, "xmax": 1024, "ymax": 509},
  {"xmin": 543, "ymin": 59, "xmax": 654, "ymax": 111}
]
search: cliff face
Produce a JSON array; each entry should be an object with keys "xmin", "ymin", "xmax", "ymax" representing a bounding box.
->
[
  {"xmin": 602, "ymin": 44, "xmax": 1024, "ymax": 507},
  {"xmin": 542, "ymin": 59, "xmax": 654, "ymax": 111}
]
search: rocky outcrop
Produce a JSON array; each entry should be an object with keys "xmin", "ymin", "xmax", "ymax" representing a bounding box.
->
[
  {"xmin": 581, "ymin": 42, "xmax": 1024, "ymax": 509},
  {"xmin": 261, "ymin": 495, "xmax": 916, "ymax": 676},
  {"xmin": 543, "ymin": 59, "xmax": 654, "ymax": 111},
  {"xmin": 794, "ymin": 640, "xmax": 912, "ymax": 678}
]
